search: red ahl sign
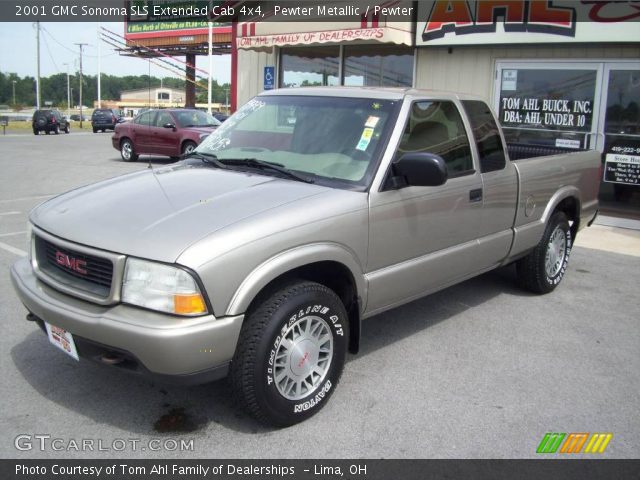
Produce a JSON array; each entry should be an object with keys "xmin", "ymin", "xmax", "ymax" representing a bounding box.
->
[{"xmin": 418, "ymin": 1, "xmax": 640, "ymax": 45}]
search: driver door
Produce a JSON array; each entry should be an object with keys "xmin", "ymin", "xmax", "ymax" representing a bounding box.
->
[{"xmin": 366, "ymin": 99, "xmax": 484, "ymax": 315}]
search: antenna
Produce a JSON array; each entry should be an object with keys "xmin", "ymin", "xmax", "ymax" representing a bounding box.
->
[{"xmin": 148, "ymin": 58, "xmax": 152, "ymax": 170}]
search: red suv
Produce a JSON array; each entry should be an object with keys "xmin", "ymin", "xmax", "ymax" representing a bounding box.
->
[{"xmin": 112, "ymin": 109, "xmax": 220, "ymax": 162}]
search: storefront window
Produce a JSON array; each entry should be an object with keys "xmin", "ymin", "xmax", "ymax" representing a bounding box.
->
[
  {"xmin": 601, "ymin": 69, "xmax": 640, "ymax": 212},
  {"xmin": 280, "ymin": 46, "xmax": 339, "ymax": 88},
  {"xmin": 497, "ymin": 68, "xmax": 597, "ymax": 150},
  {"xmin": 343, "ymin": 45, "xmax": 413, "ymax": 87}
]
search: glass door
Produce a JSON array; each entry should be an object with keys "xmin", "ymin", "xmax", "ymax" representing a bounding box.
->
[{"xmin": 597, "ymin": 64, "xmax": 640, "ymax": 217}]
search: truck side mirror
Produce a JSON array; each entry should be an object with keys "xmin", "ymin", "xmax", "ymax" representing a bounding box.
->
[{"xmin": 390, "ymin": 152, "xmax": 448, "ymax": 188}]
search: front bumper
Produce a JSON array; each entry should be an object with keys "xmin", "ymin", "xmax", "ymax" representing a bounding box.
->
[{"xmin": 11, "ymin": 257, "xmax": 243, "ymax": 384}]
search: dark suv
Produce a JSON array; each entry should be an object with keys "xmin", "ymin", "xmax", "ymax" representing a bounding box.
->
[
  {"xmin": 92, "ymin": 108, "xmax": 122, "ymax": 133},
  {"xmin": 32, "ymin": 109, "xmax": 70, "ymax": 135}
]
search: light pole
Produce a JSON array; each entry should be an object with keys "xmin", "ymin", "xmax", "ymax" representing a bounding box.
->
[
  {"xmin": 12, "ymin": 80, "xmax": 16, "ymax": 106},
  {"xmin": 74, "ymin": 43, "xmax": 87, "ymax": 128},
  {"xmin": 62, "ymin": 63, "xmax": 70, "ymax": 118}
]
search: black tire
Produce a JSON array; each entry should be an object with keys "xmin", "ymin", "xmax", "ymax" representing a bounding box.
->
[
  {"xmin": 45, "ymin": 129, "xmax": 50, "ymax": 135},
  {"xmin": 231, "ymin": 281, "xmax": 348, "ymax": 427},
  {"xmin": 517, "ymin": 211, "xmax": 572, "ymax": 294},
  {"xmin": 93, "ymin": 128, "xmax": 98, "ymax": 134},
  {"xmin": 64, "ymin": 124, "xmax": 70, "ymax": 134},
  {"xmin": 120, "ymin": 138, "xmax": 138, "ymax": 162},
  {"xmin": 54, "ymin": 125, "xmax": 60, "ymax": 135},
  {"xmin": 101, "ymin": 129, "xmax": 105, "ymax": 133},
  {"xmin": 33, "ymin": 129, "xmax": 38, "ymax": 135},
  {"xmin": 181, "ymin": 141, "xmax": 197, "ymax": 156}
]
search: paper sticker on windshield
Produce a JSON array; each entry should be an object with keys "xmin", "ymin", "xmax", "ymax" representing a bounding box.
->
[
  {"xmin": 356, "ymin": 127, "xmax": 374, "ymax": 151},
  {"xmin": 365, "ymin": 116, "xmax": 380, "ymax": 128}
]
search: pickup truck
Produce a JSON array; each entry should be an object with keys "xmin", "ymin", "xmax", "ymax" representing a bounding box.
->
[{"xmin": 11, "ymin": 87, "xmax": 600, "ymax": 427}]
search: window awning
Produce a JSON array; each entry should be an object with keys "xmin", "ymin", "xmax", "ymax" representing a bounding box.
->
[{"xmin": 236, "ymin": 21, "xmax": 414, "ymax": 50}]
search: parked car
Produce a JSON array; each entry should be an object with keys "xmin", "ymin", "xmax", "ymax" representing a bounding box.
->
[
  {"xmin": 112, "ymin": 108, "xmax": 221, "ymax": 161},
  {"xmin": 91, "ymin": 108, "xmax": 122, "ymax": 133},
  {"xmin": 12, "ymin": 88, "xmax": 600, "ymax": 427},
  {"xmin": 212, "ymin": 112, "xmax": 229, "ymax": 122},
  {"xmin": 32, "ymin": 109, "xmax": 70, "ymax": 135}
]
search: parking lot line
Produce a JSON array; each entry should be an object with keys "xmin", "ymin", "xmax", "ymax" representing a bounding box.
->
[
  {"xmin": 0, "ymin": 211, "xmax": 21, "ymax": 216},
  {"xmin": 0, "ymin": 241, "xmax": 26, "ymax": 257},
  {"xmin": 0, "ymin": 194, "xmax": 54, "ymax": 204},
  {"xmin": 0, "ymin": 231, "xmax": 26, "ymax": 238}
]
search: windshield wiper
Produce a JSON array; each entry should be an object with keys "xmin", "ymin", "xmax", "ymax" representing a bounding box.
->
[
  {"xmin": 219, "ymin": 158, "xmax": 314, "ymax": 184},
  {"xmin": 184, "ymin": 151, "xmax": 228, "ymax": 169}
]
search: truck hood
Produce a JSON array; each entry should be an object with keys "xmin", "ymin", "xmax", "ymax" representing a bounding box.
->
[{"xmin": 31, "ymin": 163, "xmax": 330, "ymax": 262}]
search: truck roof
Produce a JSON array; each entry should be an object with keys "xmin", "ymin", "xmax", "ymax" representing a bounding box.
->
[{"xmin": 259, "ymin": 86, "xmax": 485, "ymax": 102}]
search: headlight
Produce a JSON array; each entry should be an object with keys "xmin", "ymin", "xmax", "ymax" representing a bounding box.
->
[{"xmin": 122, "ymin": 258, "xmax": 208, "ymax": 316}]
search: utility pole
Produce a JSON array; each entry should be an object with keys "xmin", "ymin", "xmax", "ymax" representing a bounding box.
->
[
  {"xmin": 35, "ymin": 22, "xmax": 41, "ymax": 109},
  {"xmin": 208, "ymin": 19, "xmax": 213, "ymax": 114},
  {"xmin": 12, "ymin": 80, "xmax": 16, "ymax": 106},
  {"xmin": 75, "ymin": 43, "xmax": 87, "ymax": 128},
  {"xmin": 97, "ymin": 22, "xmax": 101, "ymax": 108},
  {"xmin": 62, "ymin": 63, "xmax": 70, "ymax": 118}
]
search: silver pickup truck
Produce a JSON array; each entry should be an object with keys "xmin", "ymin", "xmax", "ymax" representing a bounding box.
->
[{"xmin": 11, "ymin": 88, "xmax": 600, "ymax": 426}]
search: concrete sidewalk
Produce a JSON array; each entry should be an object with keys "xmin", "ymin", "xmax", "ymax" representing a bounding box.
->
[{"xmin": 574, "ymin": 215, "xmax": 640, "ymax": 258}]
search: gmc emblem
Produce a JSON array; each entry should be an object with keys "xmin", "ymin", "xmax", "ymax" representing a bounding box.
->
[{"xmin": 55, "ymin": 251, "xmax": 88, "ymax": 275}]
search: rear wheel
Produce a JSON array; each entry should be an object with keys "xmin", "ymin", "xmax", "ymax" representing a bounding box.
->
[
  {"xmin": 93, "ymin": 127, "xmax": 98, "ymax": 133},
  {"xmin": 64, "ymin": 124, "xmax": 70, "ymax": 134},
  {"xmin": 517, "ymin": 211, "xmax": 572, "ymax": 294},
  {"xmin": 54, "ymin": 125, "xmax": 60, "ymax": 135},
  {"xmin": 33, "ymin": 129, "xmax": 38, "ymax": 135},
  {"xmin": 120, "ymin": 138, "xmax": 138, "ymax": 162},
  {"xmin": 231, "ymin": 281, "xmax": 348, "ymax": 427},
  {"xmin": 45, "ymin": 130, "xmax": 50, "ymax": 135}
]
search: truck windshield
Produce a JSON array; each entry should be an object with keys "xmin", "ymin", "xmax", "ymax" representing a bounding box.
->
[{"xmin": 196, "ymin": 95, "xmax": 398, "ymax": 189}]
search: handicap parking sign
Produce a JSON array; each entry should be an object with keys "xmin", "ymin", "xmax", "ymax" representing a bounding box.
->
[{"xmin": 264, "ymin": 66, "xmax": 275, "ymax": 90}]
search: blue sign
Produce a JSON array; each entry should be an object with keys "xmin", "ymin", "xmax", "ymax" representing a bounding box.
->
[{"xmin": 264, "ymin": 66, "xmax": 275, "ymax": 91}]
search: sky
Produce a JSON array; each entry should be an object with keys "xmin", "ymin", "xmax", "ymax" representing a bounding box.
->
[{"xmin": 0, "ymin": 22, "xmax": 231, "ymax": 84}]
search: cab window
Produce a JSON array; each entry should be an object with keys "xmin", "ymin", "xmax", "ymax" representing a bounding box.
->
[{"xmin": 396, "ymin": 101, "xmax": 474, "ymax": 177}]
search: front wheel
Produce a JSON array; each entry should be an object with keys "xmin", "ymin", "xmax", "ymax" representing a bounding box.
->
[
  {"xmin": 231, "ymin": 281, "xmax": 348, "ymax": 427},
  {"xmin": 181, "ymin": 141, "xmax": 197, "ymax": 156},
  {"xmin": 517, "ymin": 211, "xmax": 572, "ymax": 294},
  {"xmin": 120, "ymin": 138, "xmax": 138, "ymax": 162}
]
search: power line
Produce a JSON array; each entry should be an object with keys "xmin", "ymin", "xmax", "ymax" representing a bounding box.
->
[
  {"xmin": 43, "ymin": 31, "xmax": 61, "ymax": 73},
  {"xmin": 41, "ymin": 26, "xmax": 116, "ymax": 59}
]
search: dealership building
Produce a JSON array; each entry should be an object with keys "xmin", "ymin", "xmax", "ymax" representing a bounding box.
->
[{"xmin": 222, "ymin": 1, "xmax": 639, "ymax": 217}]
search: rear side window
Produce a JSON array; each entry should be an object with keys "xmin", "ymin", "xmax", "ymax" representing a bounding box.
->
[
  {"xmin": 134, "ymin": 111, "xmax": 155, "ymax": 125},
  {"xmin": 397, "ymin": 100, "xmax": 474, "ymax": 176},
  {"xmin": 462, "ymin": 100, "xmax": 506, "ymax": 173}
]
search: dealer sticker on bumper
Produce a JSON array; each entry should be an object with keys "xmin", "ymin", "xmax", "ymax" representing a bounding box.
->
[{"xmin": 45, "ymin": 322, "xmax": 79, "ymax": 361}]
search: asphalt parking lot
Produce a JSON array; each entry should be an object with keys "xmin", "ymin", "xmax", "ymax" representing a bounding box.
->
[{"xmin": 0, "ymin": 132, "xmax": 638, "ymax": 459}]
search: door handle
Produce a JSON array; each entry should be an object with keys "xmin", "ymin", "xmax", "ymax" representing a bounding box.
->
[{"xmin": 469, "ymin": 188, "xmax": 483, "ymax": 203}]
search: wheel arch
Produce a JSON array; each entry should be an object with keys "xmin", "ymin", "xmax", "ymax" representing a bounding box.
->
[
  {"xmin": 226, "ymin": 244, "xmax": 366, "ymax": 354},
  {"xmin": 542, "ymin": 187, "xmax": 581, "ymax": 240}
]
